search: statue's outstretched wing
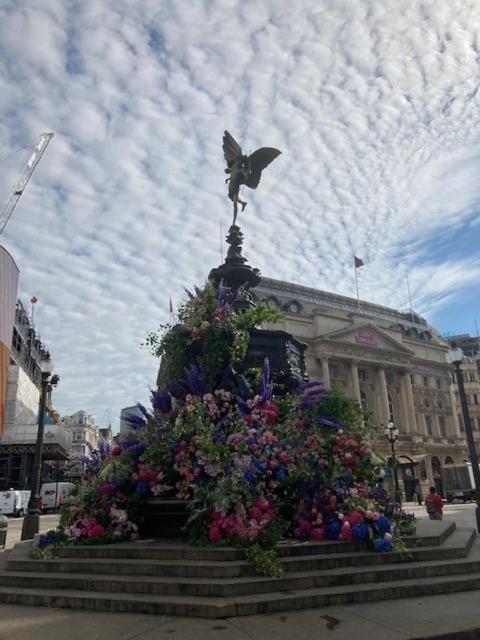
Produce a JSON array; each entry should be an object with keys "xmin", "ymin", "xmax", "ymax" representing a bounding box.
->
[
  {"xmin": 223, "ymin": 131, "xmax": 243, "ymax": 164},
  {"xmin": 245, "ymin": 147, "xmax": 282, "ymax": 189}
]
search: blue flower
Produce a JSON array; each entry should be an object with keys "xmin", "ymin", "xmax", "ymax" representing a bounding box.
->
[
  {"xmin": 373, "ymin": 537, "xmax": 392, "ymax": 552},
  {"xmin": 352, "ymin": 523, "xmax": 369, "ymax": 540},
  {"xmin": 376, "ymin": 515, "xmax": 391, "ymax": 534},
  {"xmin": 135, "ymin": 480, "xmax": 150, "ymax": 494},
  {"xmin": 326, "ymin": 520, "xmax": 342, "ymax": 539}
]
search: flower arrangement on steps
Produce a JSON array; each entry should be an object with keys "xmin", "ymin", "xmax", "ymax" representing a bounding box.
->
[{"xmin": 34, "ymin": 281, "xmax": 415, "ymax": 575}]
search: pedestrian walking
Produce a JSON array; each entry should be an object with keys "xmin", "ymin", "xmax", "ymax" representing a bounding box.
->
[
  {"xmin": 414, "ymin": 481, "xmax": 422, "ymax": 506},
  {"xmin": 425, "ymin": 486, "xmax": 443, "ymax": 520}
]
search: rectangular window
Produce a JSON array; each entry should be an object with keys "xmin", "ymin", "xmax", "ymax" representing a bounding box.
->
[
  {"xmin": 474, "ymin": 394, "xmax": 478, "ymax": 405},
  {"xmin": 458, "ymin": 414, "xmax": 465, "ymax": 431},
  {"xmin": 425, "ymin": 415, "xmax": 433, "ymax": 436},
  {"xmin": 423, "ymin": 376, "xmax": 428, "ymax": 387},
  {"xmin": 358, "ymin": 369, "xmax": 368, "ymax": 381},
  {"xmin": 386, "ymin": 372, "xmax": 395, "ymax": 385},
  {"xmin": 436, "ymin": 379, "xmax": 442, "ymax": 389},
  {"xmin": 410, "ymin": 374, "xmax": 415, "ymax": 385},
  {"xmin": 439, "ymin": 417, "xmax": 446, "ymax": 438}
]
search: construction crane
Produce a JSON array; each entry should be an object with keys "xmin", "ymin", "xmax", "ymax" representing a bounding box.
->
[{"xmin": 0, "ymin": 132, "xmax": 54, "ymax": 236}]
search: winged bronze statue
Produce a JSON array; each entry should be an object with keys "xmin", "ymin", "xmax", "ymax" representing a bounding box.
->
[{"xmin": 223, "ymin": 131, "xmax": 281, "ymax": 225}]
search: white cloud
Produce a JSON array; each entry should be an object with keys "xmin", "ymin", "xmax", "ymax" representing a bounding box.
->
[{"xmin": 1, "ymin": 0, "xmax": 480, "ymax": 429}]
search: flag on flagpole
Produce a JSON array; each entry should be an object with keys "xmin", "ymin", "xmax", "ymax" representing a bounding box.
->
[{"xmin": 354, "ymin": 256, "xmax": 364, "ymax": 268}]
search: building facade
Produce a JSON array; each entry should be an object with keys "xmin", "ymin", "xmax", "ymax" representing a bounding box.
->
[
  {"xmin": 0, "ymin": 299, "xmax": 70, "ymax": 490},
  {"xmin": 0, "ymin": 246, "xmax": 19, "ymax": 435},
  {"xmin": 61, "ymin": 411, "xmax": 99, "ymax": 479},
  {"xmin": 119, "ymin": 405, "xmax": 144, "ymax": 436},
  {"xmin": 256, "ymin": 277, "xmax": 467, "ymax": 500}
]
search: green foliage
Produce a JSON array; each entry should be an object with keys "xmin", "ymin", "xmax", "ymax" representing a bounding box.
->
[
  {"xmin": 245, "ymin": 544, "xmax": 286, "ymax": 578},
  {"xmin": 395, "ymin": 512, "xmax": 416, "ymax": 537},
  {"xmin": 144, "ymin": 282, "xmax": 283, "ymax": 388},
  {"xmin": 315, "ymin": 387, "xmax": 380, "ymax": 440}
]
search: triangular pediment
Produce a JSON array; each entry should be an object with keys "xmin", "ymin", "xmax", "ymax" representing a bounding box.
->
[{"xmin": 318, "ymin": 323, "xmax": 414, "ymax": 355}]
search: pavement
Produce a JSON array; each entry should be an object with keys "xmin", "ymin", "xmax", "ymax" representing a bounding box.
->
[{"xmin": 0, "ymin": 506, "xmax": 480, "ymax": 639}]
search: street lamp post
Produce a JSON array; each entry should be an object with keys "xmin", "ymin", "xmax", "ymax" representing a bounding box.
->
[
  {"xmin": 384, "ymin": 421, "xmax": 402, "ymax": 504},
  {"xmin": 21, "ymin": 353, "xmax": 59, "ymax": 541},
  {"xmin": 448, "ymin": 346, "xmax": 480, "ymax": 533}
]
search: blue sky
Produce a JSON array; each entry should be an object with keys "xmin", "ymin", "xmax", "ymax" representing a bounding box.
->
[{"xmin": 0, "ymin": 0, "xmax": 479, "ymax": 429}]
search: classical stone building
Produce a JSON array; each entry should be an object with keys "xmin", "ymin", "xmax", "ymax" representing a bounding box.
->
[
  {"xmin": 61, "ymin": 411, "xmax": 99, "ymax": 480},
  {"xmin": 256, "ymin": 277, "xmax": 467, "ymax": 500}
]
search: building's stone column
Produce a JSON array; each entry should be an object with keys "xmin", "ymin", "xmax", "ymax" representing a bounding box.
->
[
  {"xmin": 377, "ymin": 366, "xmax": 390, "ymax": 424},
  {"xmin": 350, "ymin": 362, "xmax": 362, "ymax": 404},
  {"xmin": 402, "ymin": 371, "xmax": 417, "ymax": 434},
  {"xmin": 448, "ymin": 383, "xmax": 462, "ymax": 437},
  {"xmin": 320, "ymin": 357, "xmax": 330, "ymax": 389}
]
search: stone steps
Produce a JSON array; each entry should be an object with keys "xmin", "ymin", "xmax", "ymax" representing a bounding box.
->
[
  {"xmin": 1, "ymin": 522, "xmax": 478, "ymax": 618},
  {"xmin": 1, "ymin": 551, "xmax": 480, "ymax": 598},
  {"xmin": 2, "ymin": 570, "xmax": 480, "ymax": 618},
  {"xmin": 8, "ymin": 529, "xmax": 473, "ymax": 579},
  {"xmin": 51, "ymin": 520, "xmax": 455, "ymax": 561}
]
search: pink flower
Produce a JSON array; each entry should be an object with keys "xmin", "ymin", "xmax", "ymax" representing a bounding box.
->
[
  {"xmin": 311, "ymin": 527, "xmax": 325, "ymax": 540},
  {"xmin": 208, "ymin": 526, "xmax": 221, "ymax": 543},
  {"xmin": 340, "ymin": 522, "xmax": 353, "ymax": 541},
  {"xmin": 346, "ymin": 511, "xmax": 364, "ymax": 526},
  {"xmin": 248, "ymin": 506, "xmax": 262, "ymax": 520}
]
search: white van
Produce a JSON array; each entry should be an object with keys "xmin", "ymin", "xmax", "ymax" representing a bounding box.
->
[
  {"xmin": 40, "ymin": 482, "xmax": 74, "ymax": 513},
  {"xmin": 0, "ymin": 490, "xmax": 31, "ymax": 517}
]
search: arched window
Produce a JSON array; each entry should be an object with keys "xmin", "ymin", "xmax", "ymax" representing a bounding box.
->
[
  {"xmin": 388, "ymin": 394, "xmax": 395, "ymax": 422},
  {"xmin": 445, "ymin": 456, "xmax": 454, "ymax": 465}
]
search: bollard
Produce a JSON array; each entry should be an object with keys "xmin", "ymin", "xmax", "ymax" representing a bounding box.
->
[{"xmin": 0, "ymin": 515, "xmax": 8, "ymax": 549}]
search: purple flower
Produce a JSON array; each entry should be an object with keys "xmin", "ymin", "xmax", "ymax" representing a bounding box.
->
[
  {"xmin": 260, "ymin": 357, "xmax": 272, "ymax": 402},
  {"xmin": 296, "ymin": 380, "xmax": 327, "ymax": 411},
  {"xmin": 183, "ymin": 287, "xmax": 196, "ymax": 300},
  {"xmin": 167, "ymin": 381, "xmax": 187, "ymax": 401},
  {"xmin": 315, "ymin": 416, "xmax": 344, "ymax": 430},
  {"xmin": 183, "ymin": 364, "xmax": 208, "ymax": 396},
  {"xmin": 150, "ymin": 388, "xmax": 172, "ymax": 414},
  {"xmin": 235, "ymin": 396, "xmax": 250, "ymax": 416},
  {"xmin": 236, "ymin": 375, "xmax": 252, "ymax": 400}
]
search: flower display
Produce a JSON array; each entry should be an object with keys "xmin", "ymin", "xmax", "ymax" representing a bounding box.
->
[{"xmin": 35, "ymin": 282, "xmax": 413, "ymax": 571}]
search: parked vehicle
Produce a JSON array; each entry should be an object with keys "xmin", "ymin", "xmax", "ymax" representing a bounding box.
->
[
  {"xmin": 0, "ymin": 490, "xmax": 31, "ymax": 517},
  {"xmin": 40, "ymin": 482, "xmax": 74, "ymax": 513},
  {"xmin": 442, "ymin": 464, "xmax": 474, "ymax": 502}
]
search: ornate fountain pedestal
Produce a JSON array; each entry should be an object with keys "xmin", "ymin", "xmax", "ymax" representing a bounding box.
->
[{"xmin": 210, "ymin": 223, "xmax": 307, "ymax": 389}]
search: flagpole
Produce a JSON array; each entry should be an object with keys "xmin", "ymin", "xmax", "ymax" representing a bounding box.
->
[
  {"xmin": 406, "ymin": 274, "xmax": 413, "ymax": 310},
  {"xmin": 354, "ymin": 260, "xmax": 360, "ymax": 310}
]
